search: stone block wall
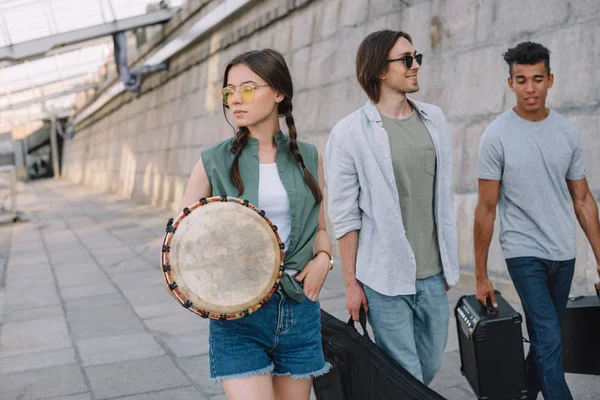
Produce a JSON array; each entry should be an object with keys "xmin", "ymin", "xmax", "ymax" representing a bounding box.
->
[{"xmin": 62, "ymin": 0, "xmax": 600, "ymax": 298}]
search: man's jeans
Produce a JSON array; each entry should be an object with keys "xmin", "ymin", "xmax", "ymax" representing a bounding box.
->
[
  {"xmin": 506, "ymin": 257, "xmax": 575, "ymax": 400},
  {"xmin": 363, "ymin": 273, "xmax": 449, "ymax": 385}
]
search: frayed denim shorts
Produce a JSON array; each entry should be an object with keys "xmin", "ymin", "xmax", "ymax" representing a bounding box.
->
[{"xmin": 208, "ymin": 288, "xmax": 330, "ymax": 381}]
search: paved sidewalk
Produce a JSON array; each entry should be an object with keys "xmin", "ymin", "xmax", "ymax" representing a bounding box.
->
[{"xmin": 0, "ymin": 180, "xmax": 598, "ymax": 400}]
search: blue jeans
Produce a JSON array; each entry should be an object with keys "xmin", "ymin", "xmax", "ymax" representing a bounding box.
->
[
  {"xmin": 363, "ymin": 273, "xmax": 449, "ymax": 385},
  {"xmin": 209, "ymin": 289, "xmax": 330, "ymax": 381},
  {"xmin": 506, "ymin": 257, "xmax": 575, "ymax": 400}
]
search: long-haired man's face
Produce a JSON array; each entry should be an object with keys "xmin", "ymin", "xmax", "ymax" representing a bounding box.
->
[
  {"xmin": 225, "ymin": 64, "xmax": 283, "ymax": 128},
  {"xmin": 380, "ymin": 37, "xmax": 421, "ymax": 95},
  {"xmin": 508, "ymin": 61, "xmax": 554, "ymax": 114}
]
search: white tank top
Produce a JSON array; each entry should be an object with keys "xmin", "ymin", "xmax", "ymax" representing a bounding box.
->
[{"xmin": 258, "ymin": 163, "xmax": 291, "ymax": 254}]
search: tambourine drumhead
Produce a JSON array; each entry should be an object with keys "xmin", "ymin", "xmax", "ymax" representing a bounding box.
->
[{"xmin": 162, "ymin": 197, "xmax": 283, "ymax": 319}]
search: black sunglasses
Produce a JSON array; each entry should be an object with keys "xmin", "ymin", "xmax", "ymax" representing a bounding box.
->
[{"xmin": 387, "ymin": 54, "xmax": 423, "ymax": 69}]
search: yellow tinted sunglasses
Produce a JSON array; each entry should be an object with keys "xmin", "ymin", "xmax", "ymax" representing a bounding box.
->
[{"xmin": 219, "ymin": 83, "xmax": 270, "ymax": 106}]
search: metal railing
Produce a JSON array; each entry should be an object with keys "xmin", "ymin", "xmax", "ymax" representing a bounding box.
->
[
  {"xmin": 0, "ymin": 0, "xmax": 184, "ymax": 47},
  {"xmin": 0, "ymin": 0, "xmax": 184, "ymax": 133}
]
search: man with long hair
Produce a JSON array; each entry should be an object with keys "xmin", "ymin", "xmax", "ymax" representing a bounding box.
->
[{"xmin": 325, "ymin": 30, "xmax": 459, "ymax": 385}]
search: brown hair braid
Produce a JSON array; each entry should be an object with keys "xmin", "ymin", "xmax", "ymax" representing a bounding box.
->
[{"xmin": 222, "ymin": 49, "xmax": 322, "ymax": 202}]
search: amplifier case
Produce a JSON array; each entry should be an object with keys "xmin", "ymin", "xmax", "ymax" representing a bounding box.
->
[{"xmin": 455, "ymin": 292, "xmax": 528, "ymax": 400}]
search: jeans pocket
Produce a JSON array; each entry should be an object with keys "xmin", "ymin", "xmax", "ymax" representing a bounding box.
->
[{"xmin": 506, "ymin": 256, "xmax": 537, "ymax": 269}]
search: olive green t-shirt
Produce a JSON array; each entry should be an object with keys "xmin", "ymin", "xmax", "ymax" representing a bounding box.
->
[{"xmin": 382, "ymin": 111, "xmax": 443, "ymax": 279}]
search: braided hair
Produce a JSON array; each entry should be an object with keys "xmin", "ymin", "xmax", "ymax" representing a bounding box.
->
[{"xmin": 222, "ymin": 49, "xmax": 322, "ymax": 203}]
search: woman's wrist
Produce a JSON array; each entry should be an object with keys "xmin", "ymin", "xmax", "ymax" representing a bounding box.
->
[{"xmin": 314, "ymin": 250, "xmax": 333, "ymax": 270}]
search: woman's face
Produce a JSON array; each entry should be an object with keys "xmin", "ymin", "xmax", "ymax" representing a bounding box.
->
[{"xmin": 223, "ymin": 64, "xmax": 283, "ymax": 128}]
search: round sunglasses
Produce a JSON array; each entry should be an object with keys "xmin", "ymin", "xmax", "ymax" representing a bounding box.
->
[
  {"xmin": 219, "ymin": 83, "xmax": 269, "ymax": 106},
  {"xmin": 387, "ymin": 54, "xmax": 423, "ymax": 69}
]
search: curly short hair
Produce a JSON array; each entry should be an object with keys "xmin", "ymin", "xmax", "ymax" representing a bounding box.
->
[{"xmin": 503, "ymin": 41, "xmax": 551, "ymax": 76}]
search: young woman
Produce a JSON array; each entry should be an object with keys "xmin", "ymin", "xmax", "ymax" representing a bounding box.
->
[{"xmin": 169, "ymin": 49, "xmax": 332, "ymax": 400}]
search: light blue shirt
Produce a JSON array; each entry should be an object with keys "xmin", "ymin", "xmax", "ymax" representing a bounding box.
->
[
  {"xmin": 477, "ymin": 109, "xmax": 586, "ymax": 261},
  {"xmin": 325, "ymin": 100, "xmax": 459, "ymax": 295}
]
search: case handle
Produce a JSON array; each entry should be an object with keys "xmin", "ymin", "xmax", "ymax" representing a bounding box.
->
[
  {"xmin": 486, "ymin": 296, "xmax": 498, "ymax": 317},
  {"xmin": 347, "ymin": 307, "xmax": 371, "ymax": 340}
]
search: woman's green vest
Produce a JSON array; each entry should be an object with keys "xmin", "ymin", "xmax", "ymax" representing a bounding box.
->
[{"xmin": 201, "ymin": 131, "xmax": 320, "ymax": 302}]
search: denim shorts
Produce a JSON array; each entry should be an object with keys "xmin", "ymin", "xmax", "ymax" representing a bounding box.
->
[{"xmin": 208, "ymin": 288, "xmax": 331, "ymax": 381}]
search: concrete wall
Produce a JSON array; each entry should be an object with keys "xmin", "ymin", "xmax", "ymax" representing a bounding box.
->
[{"xmin": 62, "ymin": 0, "xmax": 600, "ymax": 299}]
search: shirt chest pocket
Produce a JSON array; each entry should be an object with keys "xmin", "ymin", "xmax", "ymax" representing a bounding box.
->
[{"xmin": 424, "ymin": 147, "xmax": 436, "ymax": 176}]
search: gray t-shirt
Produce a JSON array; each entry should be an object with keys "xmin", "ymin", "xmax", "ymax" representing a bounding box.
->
[
  {"xmin": 476, "ymin": 109, "xmax": 586, "ymax": 261},
  {"xmin": 383, "ymin": 111, "xmax": 443, "ymax": 279}
]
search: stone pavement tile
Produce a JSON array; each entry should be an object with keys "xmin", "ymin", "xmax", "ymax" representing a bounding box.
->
[
  {"xmin": 67, "ymin": 304, "xmax": 146, "ymax": 340},
  {"xmin": 0, "ymin": 364, "xmax": 87, "ymax": 400},
  {"xmin": 2, "ymin": 304, "xmax": 64, "ymax": 323},
  {"xmin": 44, "ymin": 244, "xmax": 89, "ymax": 256},
  {"xmin": 55, "ymin": 269, "xmax": 108, "ymax": 288},
  {"xmin": 108, "ymin": 386, "xmax": 209, "ymax": 400},
  {"xmin": 0, "ymin": 348, "xmax": 76, "ymax": 374},
  {"xmin": 6, "ymin": 262, "xmax": 53, "ymax": 278},
  {"xmin": 64, "ymin": 292, "xmax": 128, "ymax": 312},
  {"xmin": 138, "ymin": 220, "xmax": 172, "ymax": 238},
  {"xmin": 175, "ymin": 355, "xmax": 225, "ymax": 397},
  {"xmin": 93, "ymin": 248, "xmax": 137, "ymax": 268},
  {"xmin": 121, "ymin": 237, "xmax": 157, "ymax": 249},
  {"xmin": 4, "ymin": 270, "xmax": 55, "ymax": 290},
  {"xmin": 85, "ymin": 356, "xmax": 191, "ymax": 399},
  {"xmin": 446, "ymin": 316, "xmax": 459, "ymax": 353},
  {"xmin": 430, "ymin": 351, "xmax": 464, "ymax": 392},
  {"xmin": 111, "ymin": 227, "xmax": 159, "ymax": 241},
  {"xmin": 60, "ymin": 282, "xmax": 118, "ymax": 301},
  {"xmin": 6, "ymin": 252, "xmax": 49, "ymax": 267},
  {"xmin": 0, "ymin": 316, "xmax": 71, "ymax": 358},
  {"xmin": 71, "ymin": 227, "xmax": 114, "ymax": 239},
  {"xmin": 144, "ymin": 313, "xmax": 209, "ymax": 337},
  {"xmin": 447, "ymin": 288, "xmax": 468, "ymax": 303},
  {"xmin": 139, "ymin": 243, "xmax": 163, "ymax": 264},
  {"xmin": 133, "ymin": 300, "xmax": 187, "ymax": 320},
  {"xmin": 318, "ymin": 286, "xmax": 347, "ymax": 302},
  {"xmin": 77, "ymin": 332, "xmax": 165, "ymax": 366},
  {"xmin": 60, "ymin": 277, "xmax": 117, "ymax": 300},
  {"xmin": 49, "ymin": 259, "xmax": 97, "ymax": 274},
  {"xmin": 436, "ymin": 385, "xmax": 475, "ymax": 400},
  {"xmin": 318, "ymin": 268, "xmax": 346, "ymax": 300},
  {"xmin": 47, "ymin": 251, "xmax": 96, "ymax": 267},
  {"xmin": 68, "ymin": 215, "xmax": 101, "ymax": 228},
  {"xmin": 103, "ymin": 257, "xmax": 155, "ymax": 275},
  {"xmin": 53, "ymin": 262, "xmax": 102, "ymax": 276},
  {"xmin": 43, "ymin": 237, "xmax": 81, "ymax": 250},
  {"xmin": 83, "ymin": 210, "xmax": 122, "ymax": 221},
  {"xmin": 130, "ymin": 238, "xmax": 162, "ymax": 255},
  {"xmin": 319, "ymin": 295, "xmax": 347, "ymax": 314},
  {"xmin": 122, "ymin": 283, "xmax": 175, "ymax": 308},
  {"xmin": 78, "ymin": 236, "xmax": 126, "ymax": 252},
  {"xmin": 112, "ymin": 269, "xmax": 163, "ymax": 291},
  {"xmin": 45, "ymin": 394, "xmax": 91, "ymax": 400},
  {"xmin": 566, "ymin": 373, "xmax": 600, "ymax": 400},
  {"xmin": 159, "ymin": 329, "xmax": 210, "ymax": 358},
  {"xmin": 9, "ymin": 245, "xmax": 46, "ymax": 256},
  {"xmin": 98, "ymin": 219, "xmax": 136, "ymax": 230},
  {"xmin": 3, "ymin": 284, "xmax": 60, "ymax": 311},
  {"xmin": 41, "ymin": 227, "xmax": 80, "ymax": 240}
]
